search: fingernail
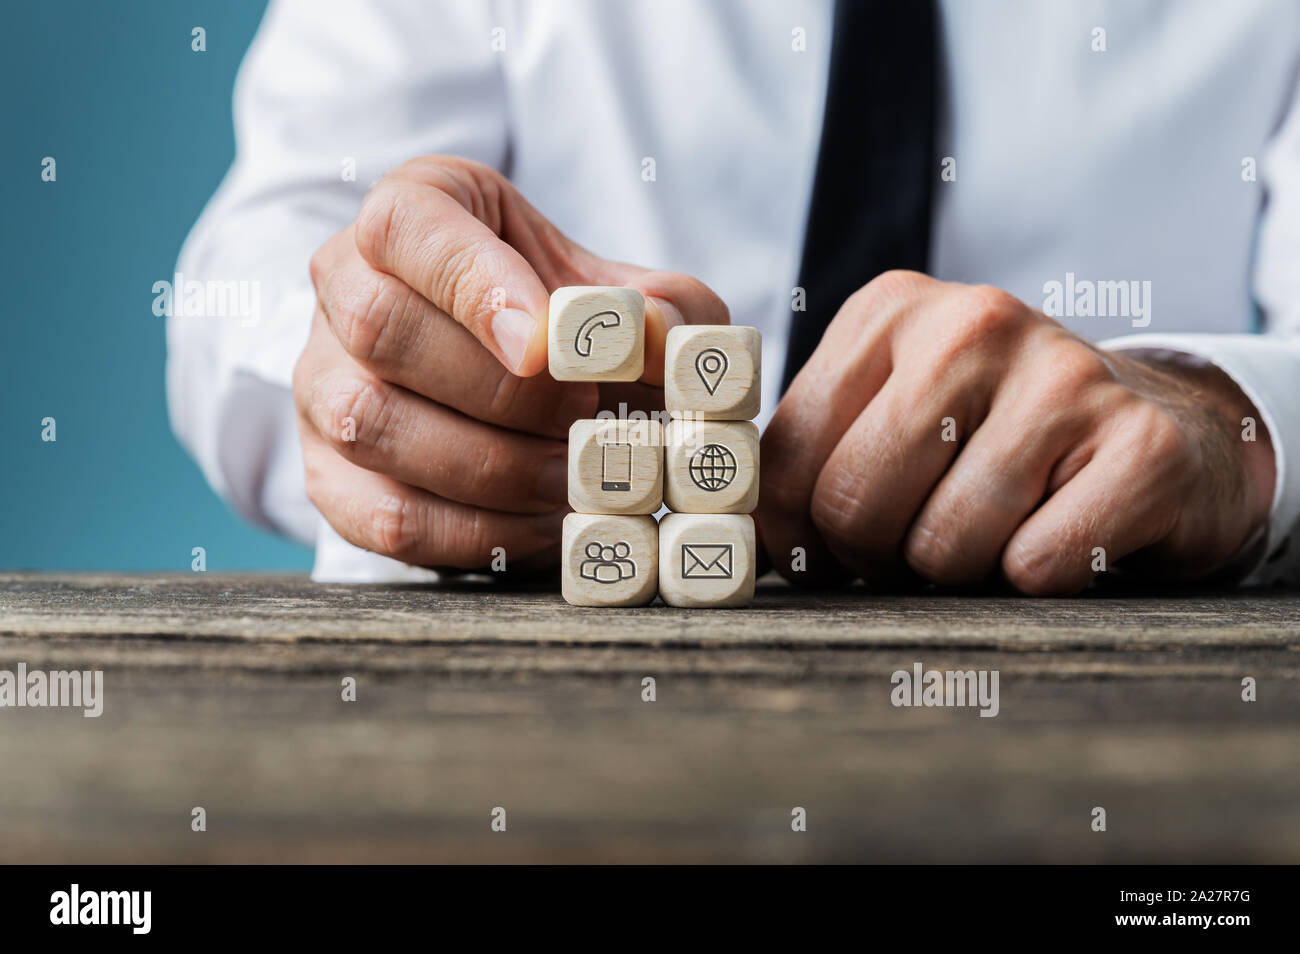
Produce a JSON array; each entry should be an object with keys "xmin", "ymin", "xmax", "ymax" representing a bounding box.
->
[
  {"xmin": 492, "ymin": 308, "xmax": 537, "ymax": 372},
  {"xmin": 536, "ymin": 455, "xmax": 569, "ymax": 505},
  {"xmin": 650, "ymin": 297, "xmax": 685, "ymax": 329}
]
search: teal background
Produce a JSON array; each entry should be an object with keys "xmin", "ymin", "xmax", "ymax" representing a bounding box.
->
[{"xmin": 0, "ymin": 0, "xmax": 312, "ymax": 570}]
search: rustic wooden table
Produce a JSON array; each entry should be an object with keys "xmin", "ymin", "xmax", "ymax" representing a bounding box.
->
[{"xmin": 0, "ymin": 573, "xmax": 1296, "ymax": 863}]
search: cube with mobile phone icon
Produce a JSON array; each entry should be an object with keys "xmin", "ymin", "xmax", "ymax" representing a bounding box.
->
[
  {"xmin": 567, "ymin": 418, "xmax": 664, "ymax": 515},
  {"xmin": 548, "ymin": 287, "xmax": 645, "ymax": 381}
]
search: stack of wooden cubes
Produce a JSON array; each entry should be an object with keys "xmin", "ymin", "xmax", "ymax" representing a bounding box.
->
[{"xmin": 549, "ymin": 287, "xmax": 760, "ymax": 608}]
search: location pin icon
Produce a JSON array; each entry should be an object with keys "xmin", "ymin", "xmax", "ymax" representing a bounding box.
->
[{"xmin": 695, "ymin": 348, "xmax": 729, "ymax": 395}]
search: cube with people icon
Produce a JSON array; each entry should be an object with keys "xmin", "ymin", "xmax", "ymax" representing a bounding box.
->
[{"xmin": 561, "ymin": 513, "xmax": 659, "ymax": 607}]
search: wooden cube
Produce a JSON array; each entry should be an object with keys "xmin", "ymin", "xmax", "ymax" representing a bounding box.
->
[
  {"xmin": 663, "ymin": 419, "xmax": 758, "ymax": 514},
  {"xmin": 664, "ymin": 325, "xmax": 761, "ymax": 420},
  {"xmin": 658, "ymin": 513, "xmax": 756, "ymax": 608},
  {"xmin": 562, "ymin": 513, "xmax": 659, "ymax": 607},
  {"xmin": 568, "ymin": 418, "xmax": 664, "ymax": 514},
  {"xmin": 548, "ymin": 286, "xmax": 645, "ymax": 382}
]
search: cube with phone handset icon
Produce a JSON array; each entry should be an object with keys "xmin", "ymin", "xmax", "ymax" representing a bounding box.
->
[{"xmin": 547, "ymin": 286, "xmax": 646, "ymax": 382}]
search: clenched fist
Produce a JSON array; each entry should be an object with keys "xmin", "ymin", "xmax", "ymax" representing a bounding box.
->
[{"xmin": 758, "ymin": 271, "xmax": 1275, "ymax": 594}]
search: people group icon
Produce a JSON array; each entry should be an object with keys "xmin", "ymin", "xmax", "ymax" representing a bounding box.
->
[{"xmin": 579, "ymin": 540, "xmax": 638, "ymax": 584}]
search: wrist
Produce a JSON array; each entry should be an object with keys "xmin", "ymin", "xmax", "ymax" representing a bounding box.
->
[{"xmin": 1144, "ymin": 356, "xmax": 1276, "ymax": 533}]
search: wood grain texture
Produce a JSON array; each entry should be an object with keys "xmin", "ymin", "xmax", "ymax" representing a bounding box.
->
[
  {"xmin": 7, "ymin": 573, "xmax": 1296, "ymax": 649},
  {"xmin": 547, "ymin": 286, "xmax": 645, "ymax": 381},
  {"xmin": 568, "ymin": 418, "xmax": 663, "ymax": 515},
  {"xmin": 664, "ymin": 419, "xmax": 759, "ymax": 513},
  {"xmin": 1, "ymin": 573, "xmax": 1297, "ymax": 863},
  {"xmin": 664, "ymin": 325, "xmax": 761, "ymax": 420}
]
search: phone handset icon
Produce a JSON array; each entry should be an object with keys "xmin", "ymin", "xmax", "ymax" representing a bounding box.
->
[{"xmin": 574, "ymin": 310, "xmax": 622, "ymax": 357}]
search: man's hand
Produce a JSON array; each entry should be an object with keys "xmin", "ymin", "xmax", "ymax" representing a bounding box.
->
[
  {"xmin": 294, "ymin": 156, "xmax": 727, "ymax": 572},
  {"xmin": 757, "ymin": 271, "xmax": 1275, "ymax": 594}
]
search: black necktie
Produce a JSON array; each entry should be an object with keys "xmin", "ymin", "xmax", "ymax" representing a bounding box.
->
[{"xmin": 782, "ymin": 0, "xmax": 938, "ymax": 392}]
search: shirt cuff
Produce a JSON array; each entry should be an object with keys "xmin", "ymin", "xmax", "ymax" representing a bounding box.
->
[
  {"xmin": 1099, "ymin": 332, "xmax": 1300, "ymax": 586},
  {"xmin": 311, "ymin": 522, "xmax": 442, "ymax": 583}
]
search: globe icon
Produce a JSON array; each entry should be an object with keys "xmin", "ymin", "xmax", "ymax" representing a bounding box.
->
[{"xmin": 688, "ymin": 444, "xmax": 737, "ymax": 491}]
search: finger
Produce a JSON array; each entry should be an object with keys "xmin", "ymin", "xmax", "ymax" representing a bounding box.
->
[
  {"xmin": 297, "ymin": 331, "xmax": 571, "ymax": 514},
  {"xmin": 596, "ymin": 381, "xmax": 665, "ymax": 419},
  {"xmin": 809, "ymin": 363, "xmax": 990, "ymax": 581},
  {"xmin": 641, "ymin": 297, "xmax": 679, "ymax": 388},
  {"xmin": 900, "ymin": 346, "xmax": 1108, "ymax": 584},
  {"xmin": 755, "ymin": 287, "xmax": 902, "ymax": 584},
  {"xmin": 355, "ymin": 171, "xmax": 551, "ymax": 376},
  {"xmin": 354, "ymin": 154, "xmax": 730, "ymax": 384},
  {"xmin": 1000, "ymin": 428, "xmax": 1178, "ymax": 595},
  {"xmin": 617, "ymin": 270, "xmax": 731, "ymax": 387},
  {"xmin": 313, "ymin": 242, "xmax": 596, "ymax": 438},
  {"xmin": 301, "ymin": 428, "xmax": 566, "ymax": 569},
  {"xmin": 486, "ymin": 544, "xmax": 562, "ymax": 581},
  {"xmin": 901, "ymin": 404, "xmax": 1085, "ymax": 585}
]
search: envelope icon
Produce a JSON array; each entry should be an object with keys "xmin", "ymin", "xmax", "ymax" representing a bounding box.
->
[{"xmin": 681, "ymin": 543, "xmax": 733, "ymax": 580}]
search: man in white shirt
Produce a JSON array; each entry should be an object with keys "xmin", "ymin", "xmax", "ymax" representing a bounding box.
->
[{"xmin": 168, "ymin": 0, "xmax": 1300, "ymax": 590}]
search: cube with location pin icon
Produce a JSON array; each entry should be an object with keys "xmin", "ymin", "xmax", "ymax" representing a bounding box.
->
[{"xmin": 664, "ymin": 325, "xmax": 761, "ymax": 421}]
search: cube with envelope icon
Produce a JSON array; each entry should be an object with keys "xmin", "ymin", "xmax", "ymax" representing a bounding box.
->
[{"xmin": 658, "ymin": 513, "xmax": 756, "ymax": 608}]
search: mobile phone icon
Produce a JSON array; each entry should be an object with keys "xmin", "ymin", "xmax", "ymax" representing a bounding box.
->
[{"xmin": 601, "ymin": 442, "xmax": 633, "ymax": 491}]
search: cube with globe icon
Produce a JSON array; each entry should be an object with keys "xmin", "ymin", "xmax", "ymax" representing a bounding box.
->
[{"xmin": 664, "ymin": 419, "xmax": 759, "ymax": 514}]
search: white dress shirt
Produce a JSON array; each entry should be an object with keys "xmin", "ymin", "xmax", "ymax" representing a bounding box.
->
[{"xmin": 168, "ymin": 0, "xmax": 1300, "ymax": 585}]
